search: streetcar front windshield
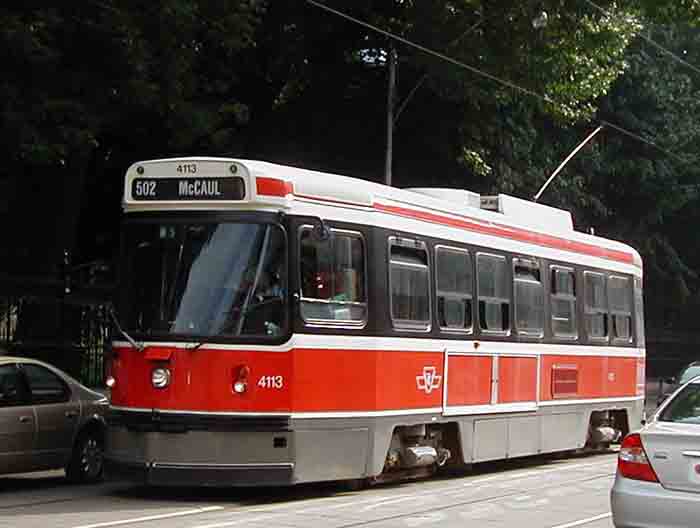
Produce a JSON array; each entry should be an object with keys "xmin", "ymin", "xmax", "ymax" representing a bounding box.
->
[{"xmin": 121, "ymin": 221, "xmax": 287, "ymax": 339}]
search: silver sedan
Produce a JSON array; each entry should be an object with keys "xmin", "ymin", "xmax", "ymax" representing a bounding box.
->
[
  {"xmin": 611, "ymin": 375, "xmax": 700, "ymax": 527},
  {"xmin": 0, "ymin": 356, "xmax": 108, "ymax": 482}
]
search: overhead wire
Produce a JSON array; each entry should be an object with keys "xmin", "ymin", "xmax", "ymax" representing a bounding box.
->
[
  {"xmin": 306, "ymin": 0, "xmax": 555, "ymax": 106},
  {"xmin": 305, "ymin": 0, "xmax": 691, "ymax": 165}
]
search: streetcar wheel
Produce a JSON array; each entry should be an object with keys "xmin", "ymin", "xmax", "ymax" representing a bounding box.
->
[{"xmin": 66, "ymin": 429, "xmax": 104, "ymax": 484}]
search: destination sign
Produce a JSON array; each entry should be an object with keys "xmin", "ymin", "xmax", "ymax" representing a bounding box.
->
[{"xmin": 131, "ymin": 177, "xmax": 245, "ymax": 201}]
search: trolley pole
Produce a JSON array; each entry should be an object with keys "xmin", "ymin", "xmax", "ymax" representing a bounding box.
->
[
  {"xmin": 385, "ymin": 45, "xmax": 397, "ymax": 187},
  {"xmin": 533, "ymin": 125, "xmax": 604, "ymax": 202}
]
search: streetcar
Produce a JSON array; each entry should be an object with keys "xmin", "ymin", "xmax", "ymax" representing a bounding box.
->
[{"xmin": 104, "ymin": 157, "xmax": 645, "ymax": 487}]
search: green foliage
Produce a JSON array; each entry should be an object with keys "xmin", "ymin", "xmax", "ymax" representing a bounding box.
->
[
  {"xmin": 2, "ymin": 0, "xmax": 700, "ymax": 335},
  {"xmin": 0, "ymin": 2, "xmax": 264, "ymax": 170}
]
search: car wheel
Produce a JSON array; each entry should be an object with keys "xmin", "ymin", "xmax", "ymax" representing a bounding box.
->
[{"xmin": 66, "ymin": 429, "xmax": 104, "ymax": 483}]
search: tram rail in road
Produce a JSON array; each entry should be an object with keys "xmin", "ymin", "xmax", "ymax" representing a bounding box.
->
[{"xmin": 0, "ymin": 450, "xmax": 619, "ymax": 528}]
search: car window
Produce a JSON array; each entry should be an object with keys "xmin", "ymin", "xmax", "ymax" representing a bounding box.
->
[
  {"xmin": 0, "ymin": 364, "xmax": 31, "ymax": 407},
  {"xmin": 659, "ymin": 383, "xmax": 700, "ymax": 424},
  {"xmin": 21, "ymin": 364, "xmax": 70, "ymax": 405},
  {"xmin": 679, "ymin": 365, "xmax": 700, "ymax": 385}
]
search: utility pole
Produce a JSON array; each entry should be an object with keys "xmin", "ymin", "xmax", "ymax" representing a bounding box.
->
[{"xmin": 385, "ymin": 44, "xmax": 397, "ymax": 186}]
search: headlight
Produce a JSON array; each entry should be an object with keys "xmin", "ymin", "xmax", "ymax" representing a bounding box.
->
[{"xmin": 151, "ymin": 367, "xmax": 171, "ymax": 389}]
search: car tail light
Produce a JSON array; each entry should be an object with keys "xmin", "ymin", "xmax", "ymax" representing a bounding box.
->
[
  {"xmin": 233, "ymin": 365, "xmax": 250, "ymax": 394},
  {"xmin": 618, "ymin": 433, "xmax": 659, "ymax": 482}
]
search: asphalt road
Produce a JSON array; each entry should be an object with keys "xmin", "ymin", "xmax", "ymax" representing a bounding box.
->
[{"xmin": 0, "ymin": 450, "xmax": 619, "ymax": 528}]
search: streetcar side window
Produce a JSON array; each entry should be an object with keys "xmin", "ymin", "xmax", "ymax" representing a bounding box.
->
[
  {"xmin": 299, "ymin": 227, "xmax": 367, "ymax": 325},
  {"xmin": 477, "ymin": 253, "xmax": 510, "ymax": 334},
  {"xmin": 389, "ymin": 238, "xmax": 431, "ymax": 331},
  {"xmin": 608, "ymin": 275, "xmax": 632, "ymax": 342},
  {"xmin": 551, "ymin": 266, "xmax": 577, "ymax": 339},
  {"xmin": 584, "ymin": 271, "xmax": 608, "ymax": 340},
  {"xmin": 513, "ymin": 257, "xmax": 544, "ymax": 337},
  {"xmin": 436, "ymin": 246, "xmax": 473, "ymax": 333}
]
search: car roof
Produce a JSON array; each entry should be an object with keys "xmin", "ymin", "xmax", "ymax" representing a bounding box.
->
[{"xmin": 0, "ymin": 356, "xmax": 65, "ymax": 369}]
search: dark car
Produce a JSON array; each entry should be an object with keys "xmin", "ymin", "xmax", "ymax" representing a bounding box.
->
[
  {"xmin": 656, "ymin": 361, "xmax": 700, "ymax": 407},
  {"xmin": 0, "ymin": 356, "xmax": 108, "ymax": 482}
]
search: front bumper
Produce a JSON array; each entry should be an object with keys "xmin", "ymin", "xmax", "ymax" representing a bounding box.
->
[
  {"xmin": 105, "ymin": 408, "xmax": 294, "ymax": 486},
  {"xmin": 105, "ymin": 457, "xmax": 294, "ymax": 487},
  {"xmin": 611, "ymin": 473, "xmax": 700, "ymax": 527}
]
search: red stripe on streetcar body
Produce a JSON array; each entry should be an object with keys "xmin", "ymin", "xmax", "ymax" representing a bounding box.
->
[
  {"xmin": 256, "ymin": 177, "xmax": 294, "ymax": 197},
  {"xmin": 111, "ymin": 346, "xmax": 640, "ymax": 414},
  {"xmin": 373, "ymin": 202, "xmax": 635, "ymax": 265}
]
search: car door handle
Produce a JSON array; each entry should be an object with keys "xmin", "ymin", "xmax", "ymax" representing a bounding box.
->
[
  {"xmin": 18, "ymin": 415, "xmax": 32, "ymax": 423},
  {"xmin": 65, "ymin": 410, "xmax": 79, "ymax": 419}
]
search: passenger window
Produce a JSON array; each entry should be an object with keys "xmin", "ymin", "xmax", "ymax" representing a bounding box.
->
[
  {"xmin": 514, "ymin": 258, "xmax": 544, "ymax": 336},
  {"xmin": 389, "ymin": 238, "xmax": 430, "ymax": 331},
  {"xmin": 299, "ymin": 227, "xmax": 367, "ymax": 324},
  {"xmin": 609, "ymin": 275, "xmax": 632, "ymax": 342},
  {"xmin": 21, "ymin": 364, "xmax": 69, "ymax": 405},
  {"xmin": 0, "ymin": 364, "xmax": 30, "ymax": 407},
  {"xmin": 551, "ymin": 266, "xmax": 577, "ymax": 339},
  {"xmin": 584, "ymin": 271, "xmax": 608, "ymax": 340},
  {"xmin": 477, "ymin": 253, "xmax": 510, "ymax": 333},
  {"xmin": 436, "ymin": 247, "xmax": 472, "ymax": 332}
]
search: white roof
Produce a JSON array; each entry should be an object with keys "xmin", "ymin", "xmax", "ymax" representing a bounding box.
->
[{"xmin": 123, "ymin": 157, "xmax": 643, "ymax": 269}]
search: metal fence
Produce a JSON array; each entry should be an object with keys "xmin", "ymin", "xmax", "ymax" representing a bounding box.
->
[
  {"xmin": 0, "ymin": 296, "xmax": 110, "ymax": 387},
  {"xmin": 0, "ymin": 295, "xmax": 18, "ymax": 343}
]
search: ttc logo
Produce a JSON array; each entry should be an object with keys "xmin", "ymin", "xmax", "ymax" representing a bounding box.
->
[{"xmin": 416, "ymin": 366, "xmax": 442, "ymax": 394}]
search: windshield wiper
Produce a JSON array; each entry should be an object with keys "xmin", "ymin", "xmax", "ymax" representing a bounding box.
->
[{"xmin": 108, "ymin": 306, "xmax": 144, "ymax": 352}]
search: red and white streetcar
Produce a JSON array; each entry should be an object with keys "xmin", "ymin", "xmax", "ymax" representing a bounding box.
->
[{"xmin": 105, "ymin": 157, "xmax": 645, "ymax": 486}]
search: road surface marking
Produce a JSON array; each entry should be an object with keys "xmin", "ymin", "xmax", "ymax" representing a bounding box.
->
[
  {"xmin": 404, "ymin": 512, "xmax": 447, "ymax": 526},
  {"xmin": 465, "ymin": 459, "xmax": 613, "ymax": 487},
  {"xmin": 549, "ymin": 512, "xmax": 612, "ymax": 528},
  {"xmin": 194, "ymin": 514, "xmax": 282, "ymax": 528},
  {"xmin": 71, "ymin": 506, "xmax": 224, "ymax": 528},
  {"xmin": 361, "ymin": 495, "xmax": 425, "ymax": 511}
]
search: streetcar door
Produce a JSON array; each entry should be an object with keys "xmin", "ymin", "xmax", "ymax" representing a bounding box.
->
[
  {"xmin": 442, "ymin": 352, "xmax": 493, "ymax": 415},
  {"xmin": 442, "ymin": 352, "xmax": 539, "ymax": 415}
]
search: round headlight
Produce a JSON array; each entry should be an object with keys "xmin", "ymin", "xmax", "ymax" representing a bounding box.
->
[
  {"xmin": 105, "ymin": 376, "xmax": 116, "ymax": 388},
  {"xmin": 233, "ymin": 380, "xmax": 247, "ymax": 394},
  {"xmin": 151, "ymin": 367, "xmax": 171, "ymax": 389}
]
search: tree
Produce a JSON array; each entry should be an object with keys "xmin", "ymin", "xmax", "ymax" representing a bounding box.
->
[{"xmin": 0, "ymin": 2, "xmax": 264, "ymax": 276}]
